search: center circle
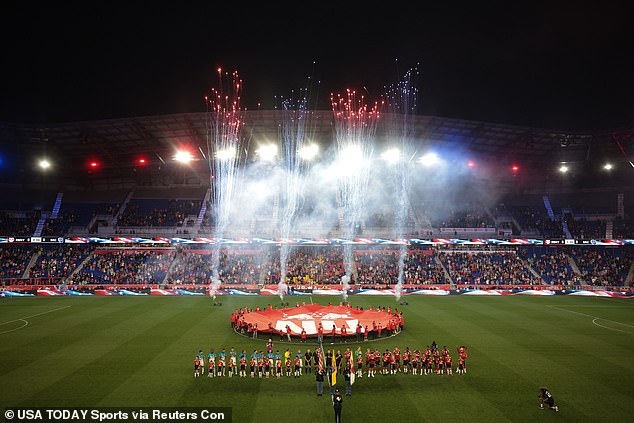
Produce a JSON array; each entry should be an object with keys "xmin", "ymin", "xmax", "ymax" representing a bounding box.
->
[{"xmin": 233, "ymin": 303, "xmax": 403, "ymax": 342}]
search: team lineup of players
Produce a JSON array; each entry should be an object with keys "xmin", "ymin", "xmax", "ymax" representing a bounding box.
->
[{"xmin": 193, "ymin": 342, "xmax": 468, "ymax": 378}]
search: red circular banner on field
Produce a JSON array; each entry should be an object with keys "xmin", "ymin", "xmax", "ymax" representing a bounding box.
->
[{"xmin": 237, "ymin": 304, "xmax": 402, "ymax": 337}]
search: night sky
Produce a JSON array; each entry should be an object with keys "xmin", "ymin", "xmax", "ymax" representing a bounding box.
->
[{"xmin": 1, "ymin": 2, "xmax": 633, "ymax": 132}]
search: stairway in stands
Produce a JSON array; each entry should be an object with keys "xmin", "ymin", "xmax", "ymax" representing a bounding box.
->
[
  {"xmin": 194, "ymin": 188, "xmax": 211, "ymax": 229},
  {"xmin": 626, "ymin": 262, "xmax": 634, "ymax": 286},
  {"xmin": 50, "ymin": 192, "xmax": 63, "ymax": 219},
  {"xmin": 111, "ymin": 191, "xmax": 134, "ymax": 227},
  {"xmin": 542, "ymin": 195, "xmax": 555, "ymax": 221},
  {"xmin": 567, "ymin": 254, "xmax": 581, "ymax": 276},
  {"xmin": 605, "ymin": 220, "xmax": 613, "ymax": 239},
  {"xmin": 435, "ymin": 255, "xmax": 454, "ymax": 288},
  {"xmin": 33, "ymin": 192, "xmax": 64, "ymax": 237},
  {"xmin": 561, "ymin": 208, "xmax": 573, "ymax": 239},
  {"xmin": 22, "ymin": 250, "xmax": 41, "ymax": 279}
]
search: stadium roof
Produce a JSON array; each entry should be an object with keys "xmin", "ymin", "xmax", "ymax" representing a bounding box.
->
[{"xmin": 1, "ymin": 111, "xmax": 632, "ymax": 191}]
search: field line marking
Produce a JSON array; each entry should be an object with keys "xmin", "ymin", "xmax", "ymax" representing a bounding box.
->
[
  {"xmin": 0, "ymin": 305, "xmax": 71, "ymax": 326},
  {"xmin": 0, "ymin": 319, "xmax": 29, "ymax": 335},
  {"xmin": 549, "ymin": 305, "xmax": 634, "ymax": 333},
  {"xmin": 591, "ymin": 318, "xmax": 634, "ymax": 334}
]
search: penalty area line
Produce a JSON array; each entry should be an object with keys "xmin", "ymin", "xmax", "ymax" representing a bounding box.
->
[
  {"xmin": 0, "ymin": 305, "xmax": 71, "ymax": 326},
  {"xmin": 549, "ymin": 305, "xmax": 634, "ymax": 334}
]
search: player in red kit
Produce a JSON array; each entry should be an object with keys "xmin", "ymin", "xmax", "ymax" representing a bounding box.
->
[
  {"xmin": 217, "ymin": 357, "xmax": 225, "ymax": 377},
  {"xmin": 227, "ymin": 358, "xmax": 235, "ymax": 378},
  {"xmin": 294, "ymin": 355, "xmax": 301, "ymax": 378},
  {"xmin": 285, "ymin": 357, "xmax": 292, "ymax": 377},
  {"xmin": 257, "ymin": 356, "xmax": 264, "ymax": 378},
  {"xmin": 367, "ymin": 350, "xmax": 376, "ymax": 378},
  {"xmin": 457, "ymin": 357, "xmax": 466, "ymax": 375},
  {"xmin": 402, "ymin": 347, "xmax": 411, "ymax": 374},
  {"xmin": 276, "ymin": 357, "xmax": 283, "ymax": 379},
  {"xmin": 239, "ymin": 356, "xmax": 247, "ymax": 377},
  {"xmin": 412, "ymin": 349, "xmax": 420, "ymax": 375},
  {"xmin": 444, "ymin": 353, "xmax": 453, "ymax": 375},
  {"xmin": 194, "ymin": 357, "xmax": 201, "ymax": 378},
  {"xmin": 249, "ymin": 356, "xmax": 256, "ymax": 378}
]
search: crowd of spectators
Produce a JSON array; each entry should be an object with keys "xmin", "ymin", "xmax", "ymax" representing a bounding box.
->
[
  {"xmin": 0, "ymin": 211, "xmax": 41, "ymax": 236},
  {"xmin": 166, "ymin": 248, "xmax": 262, "ymax": 285},
  {"xmin": 0, "ymin": 245, "xmax": 33, "ymax": 279},
  {"xmin": 523, "ymin": 247, "xmax": 582, "ymax": 286},
  {"xmin": 355, "ymin": 249, "xmax": 446, "ymax": 285},
  {"xmin": 117, "ymin": 199, "xmax": 201, "ymax": 227},
  {"xmin": 68, "ymin": 249, "xmax": 174, "ymax": 285},
  {"xmin": 570, "ymin": 248, "xmax": 633, "ymax": 286},
  {"xmin": 438, "ymin": 250, "xmax": 542, "ymax": 286},
  {"xmin": 565, "ymin": 216, "xmax": 605, "ymax": 239},
  {"xmin": 613, "ymin": 216, "xmax": 634, "ymax": 239},
  {"xmin": 1, "ymin": 245, "xmax": 632, "ymax": 289},
  {"xmin": 29, "ymin": 245, "xmax": 92, "ymax": 280},
  {"xmin": 263, "ymin": 248, "xmax": 346, "ymax": 285},
  {"xmin": 434, "ymin": 203, "xmax": 495, "ymax": 229}
]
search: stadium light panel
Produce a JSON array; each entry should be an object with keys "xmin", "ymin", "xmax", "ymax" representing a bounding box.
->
[
  {"xmin": 419, "ymin": 152, "xmax": 440, "ymax": 167},
  {"xmin": 558, "ymin": 164, "xmax": 569, "ymax": 173},
  {"xmin": 38, "ymin": 159, "xmax": 51, "ymax": 170},
  {"xmin": 299, "ymin": 144, "xmax": 319, "ymax": 161},
  {"xmin": 339, "ymin": 145, "xmax": 364, "ymax": 168},
  {"xmin": 173, "ymin": 150, "xmax": 194, "ymax": 163},
  {"xmin": 256, "ymin": 144, "xmax": 278, "ymax": 162},
  {"xmin": 603, "ymin": 163, "xmax": 613, "ymax": 171},
  {"xmin": 381, "ymin": 148, "xmax": 401, "ymax": 164},
  {"xmin": 215, "ymin": 147, "xmax": 236, "ymax": 161}
]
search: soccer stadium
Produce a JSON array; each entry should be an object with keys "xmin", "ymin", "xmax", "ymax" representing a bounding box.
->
[
  {"xmin": 2, "ymin": 7, "xmax": 634, "ymax": 423},
  {"xmin": 2, "ymin": 91, "xmax": 634, "ymax": 422}
]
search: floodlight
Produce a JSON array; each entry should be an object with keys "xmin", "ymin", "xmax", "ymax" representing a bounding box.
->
[
  {"xmin": 299, "ymin": 144, "xmax": 319, "ymax": 161},
  {"xmin": 418, "ymin": 152, "xmax": 439, "ymax": 167},
  {"xmin": 256, "ymin": 144, "xmax": 278, "ymax": 162},
  {"xmin": 215, "ymin": 147, "xmax": 237, "ymax": 161},
  {"xmin": 381, "ymin": 148, "xmax": 401, "ymax": 164},
  {"xmin": 38, "ymin": 159, "xmax": 51, "ymax": 170},
  {"xmin": 174, "ymin": 150, "xmax": 194, "ymax": 163}
]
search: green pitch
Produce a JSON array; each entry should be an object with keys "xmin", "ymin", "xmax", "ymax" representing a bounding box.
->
[{"xmin": 1, "ymin": 295, "xmax": 633, "ymax": 422}]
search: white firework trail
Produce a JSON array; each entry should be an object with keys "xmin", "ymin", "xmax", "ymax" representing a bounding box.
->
[
  {"xmin": 384, "ymin": 64, "xmax": 420, "ymax": 301},
  {"xmin": 204, "ymin": 68, "xmax": 249, "ymax": 299},
  {"xmin": 331, "ymin": 89, "xmax": 383, "ymax": 302},
  {"xmin": 275, "ymin": 82, "xmax": 318, "ymax": 301}
]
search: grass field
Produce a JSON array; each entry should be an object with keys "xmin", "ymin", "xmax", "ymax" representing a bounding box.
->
[{"xmin": 1, "ymin": 294, "xmax": 633, "ymax": 422}]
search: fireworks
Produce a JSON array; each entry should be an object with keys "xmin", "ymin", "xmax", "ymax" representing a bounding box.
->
[
  {"xmin": 331, "ymin": 89, "xmax": 383, "ymax": 301},
  {"xmin": 276, "ymin": 81, "xmax": 319, "ymax": 301},
  {"xmin": 205, "ymin": 68, "xmax": 249, "ymax": 293},
  {"xmin": 384, "ymin": 64, "xmax": 421, "ymax": 301}
]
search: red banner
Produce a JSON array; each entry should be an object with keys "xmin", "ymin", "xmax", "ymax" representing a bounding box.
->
[{"xmin": 239, "ymin": 304, "xmax": 402, "ymax": 336}]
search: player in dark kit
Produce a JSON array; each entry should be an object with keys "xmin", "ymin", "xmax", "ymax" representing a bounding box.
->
[
  {"xmin": 332, "ymin": 388, "xmax": 343, "ymax": 423},
  {"xmin": 538, "ymin": 387, "xmax": 559, "ymax": 411}
]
